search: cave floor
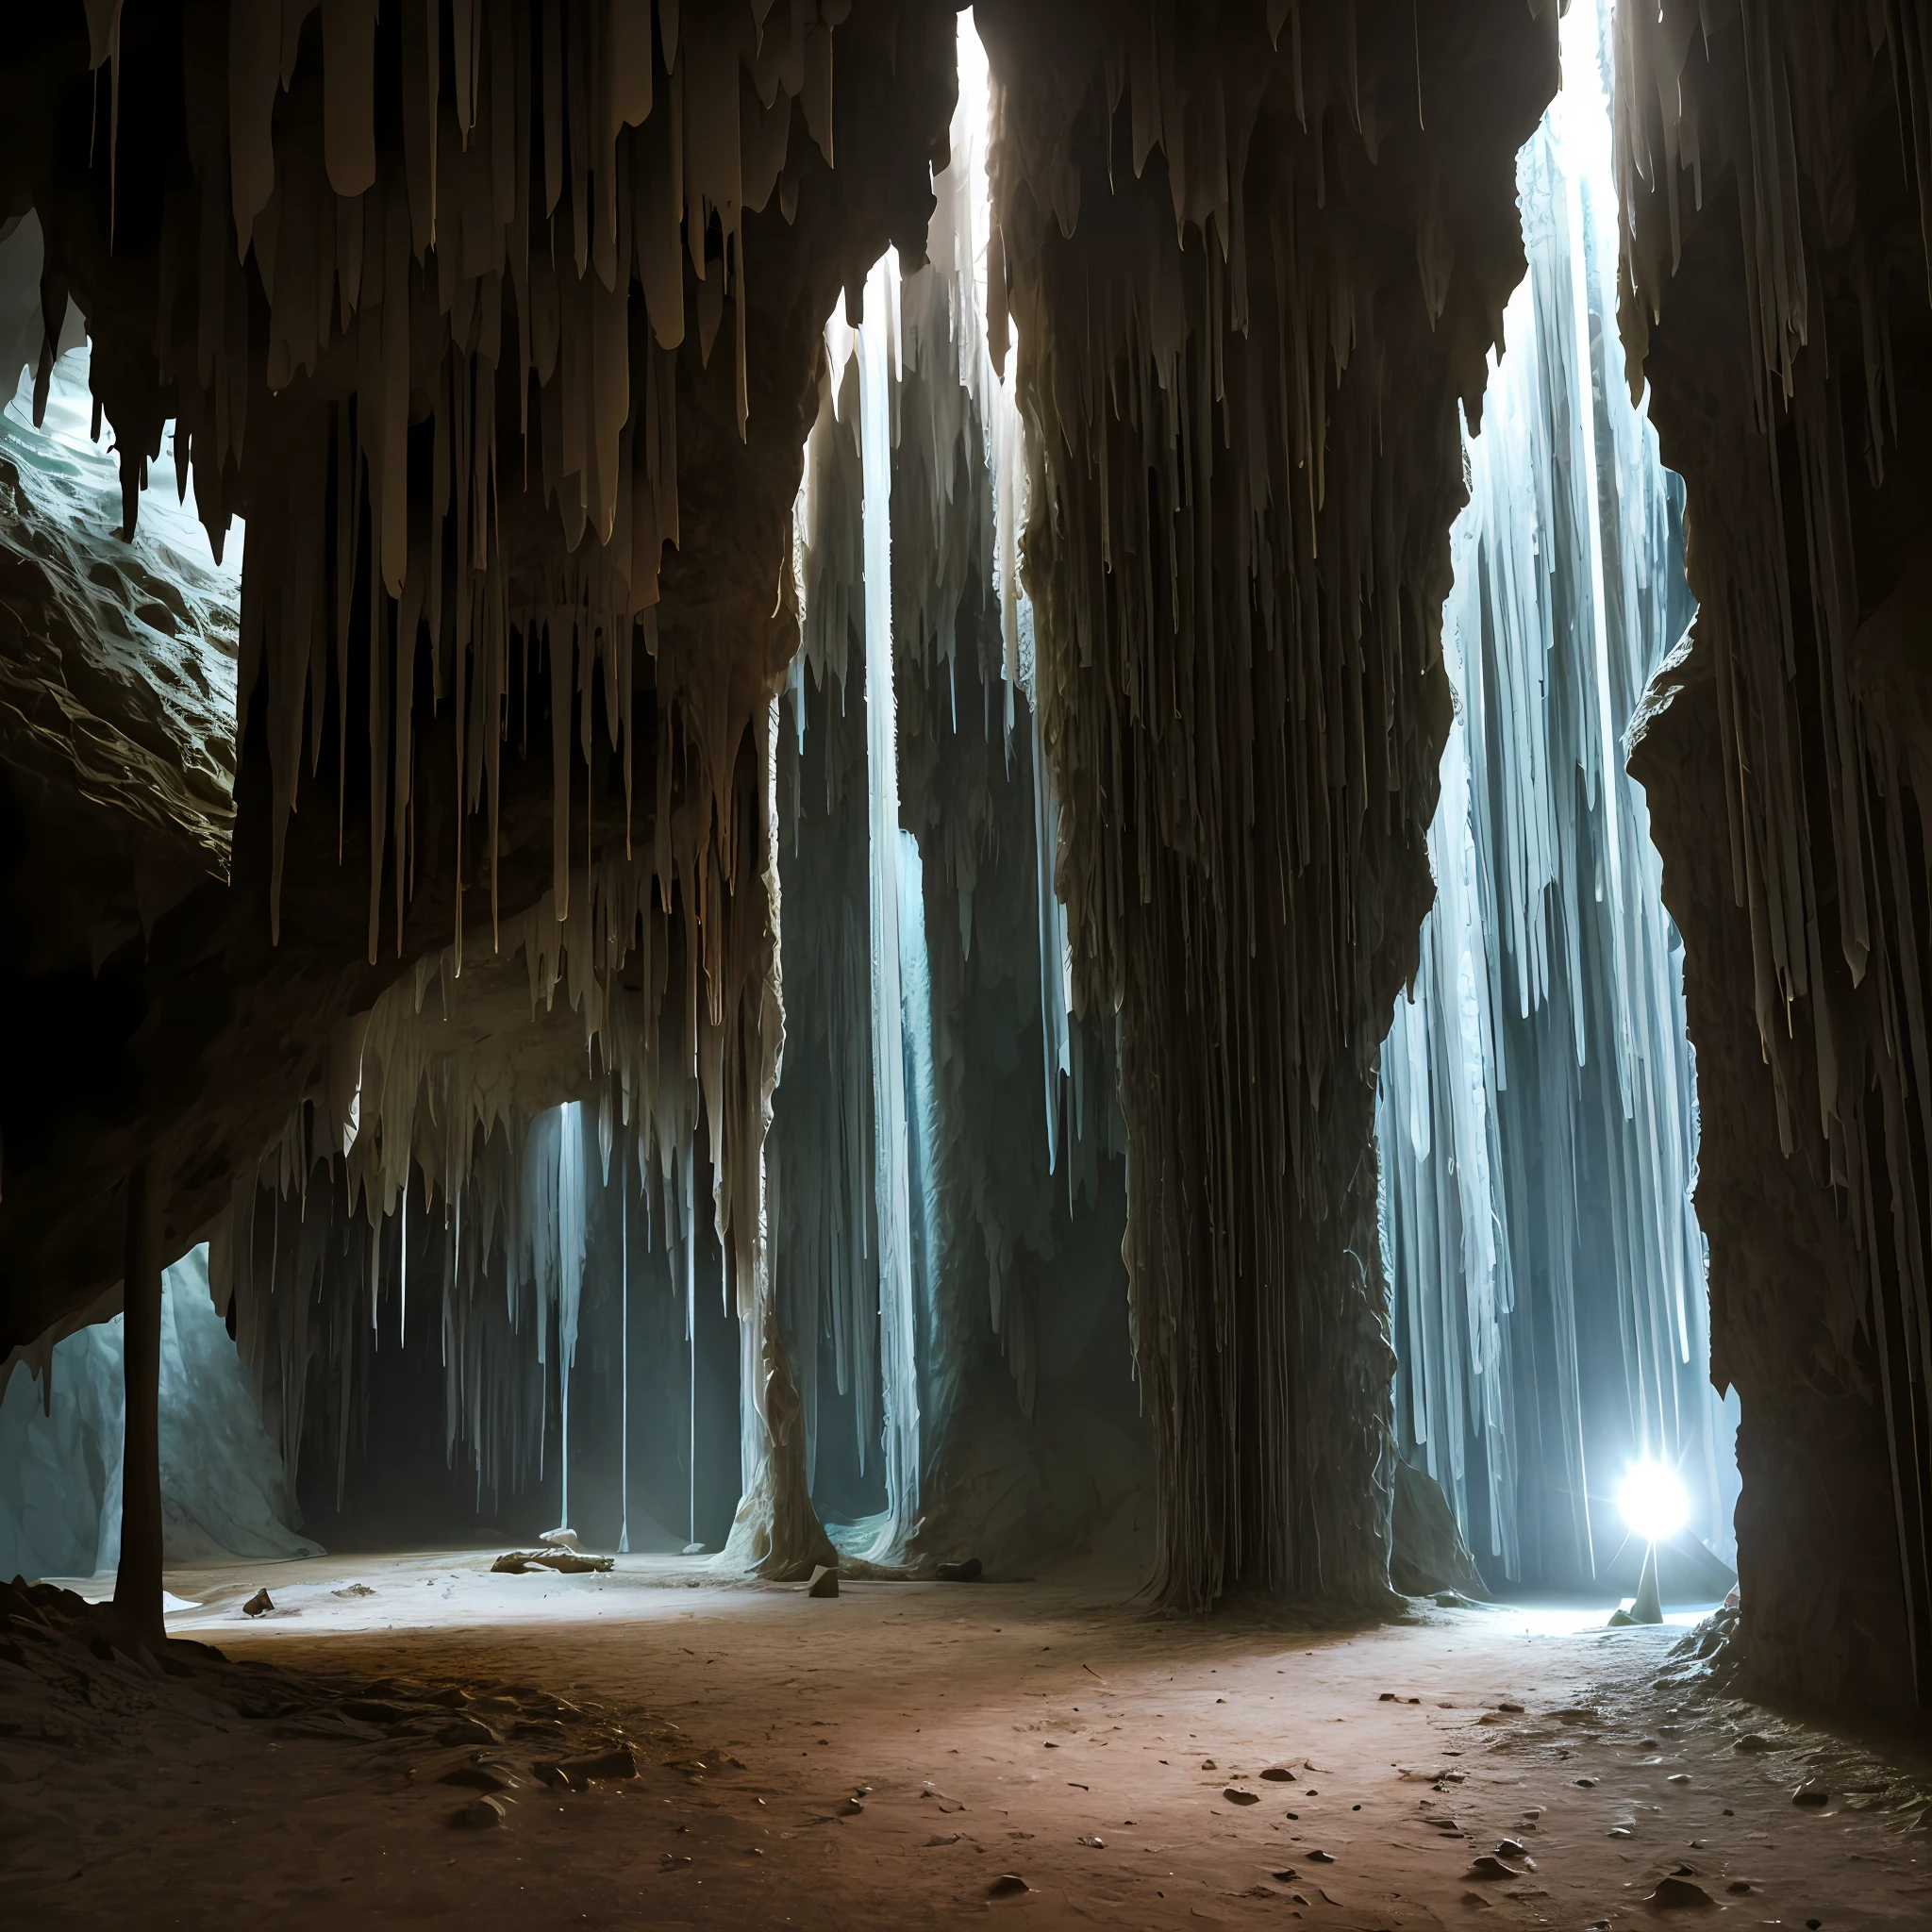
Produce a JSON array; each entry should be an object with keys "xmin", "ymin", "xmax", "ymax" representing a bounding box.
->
[{"xmin": 6, "ymin": 1553, "xmax": 1929, "ymax": 1929}]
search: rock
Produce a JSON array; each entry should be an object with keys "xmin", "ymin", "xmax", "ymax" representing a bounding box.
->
[
  {"xmin": 562, "ymin": 1746, "xmax": 639, "ymax": 1783},
  {"xmin": 449, "ymin": 1795, "xmax": 508, "ymax": 1830},
  {"xmin": 1390, "ymin": 1460, "xmax": 1489, "ymax": 1598},
  {"xmin": 491, "ymin": 1549, "xmax": 613, "ymax": 1574},
  {"xmin": 1223, "ymin": 1788, "xmax": 1260, "ymax": 1806},
  {"xmin": 440, "ymin": 1763, "xmax": 515, "ymax": 1792},
  {"xmin": 1726, "ymin": 1881, "xmax": 1756, "ymax": 1895},
  {"xmin": 1792, "ymin": 1783, "xmax": 1832, "ymax": 1807},
  {"xmin": 988, "ymin": 1874, "xmax": 1031, "ymax": 1898},
  {"xmin": 1494, "ymin": 1838, "xmax": 1526, "ymax": 1857},
  {"xmin": 242, "ymin": 1590, "xmax": 274, "ymax": 1617},
  {"xmin": 1646, "ymin": 1876, "xmax": 1716, "ymax": 1908},
  {"xmin": 437, "ymin": 1716, "xmax": 498, "ymax": 1747},
  {"xmin": 1733, "ymin": 1733, "xmax": 1776, "ymax": 1753},
  {"xmin": 925, "ymin": 1832, "xmax": 962, "ymax": 1846},
  {"xmin": 340, "ymin": 1699, "xmax": 407, "ymax": 1724},
  {"xmin": 1307, "ymin": 1849, "xmax": 1335, "ymax": 1863},
  {"xmin": 1077, "ymin": 1835, "xmax": 1106, "ymax": 1848},
  {"xmin": 1468, "ymin": 1857, "xmax": 1517, "ymax": 1880},
  {"xmin": 807, "ymin": 1565, "xmax": 840, "ymax": 1599},
  {"xmin": 1260, "ymin": 1766, "xmax": 1293, "ymax": 1781},
  {"xmin": 936, "ymin": 1557, "xmax": 983, "ymax": 1582}
]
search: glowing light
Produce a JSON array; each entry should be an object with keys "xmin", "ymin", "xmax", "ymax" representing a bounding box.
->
[{"xmin": 1618, "ymin": 1460, "xmax": 1690, "ymax": 1542}]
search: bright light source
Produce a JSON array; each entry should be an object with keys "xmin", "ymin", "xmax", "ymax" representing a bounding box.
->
[{"xmin": 1617, "ymin": 1459, "xmax": 1690, "ymax": 1542}]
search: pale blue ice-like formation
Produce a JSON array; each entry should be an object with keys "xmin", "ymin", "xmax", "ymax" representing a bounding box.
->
[
  {"xmin": 0, "ymin": 1247, "xmax": 317, "ymax": 1583},
  {"xmin": 1376, "ymin": 0, "xmax": 1740, "ymax": 1585}
]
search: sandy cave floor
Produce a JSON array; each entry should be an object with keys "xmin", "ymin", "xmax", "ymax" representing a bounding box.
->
[{"xmin": 4, "ymin": 1553, "xmax": 1930, "ymax": 1929}]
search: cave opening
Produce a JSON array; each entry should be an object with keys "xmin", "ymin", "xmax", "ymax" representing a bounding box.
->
[{"xmin": 1375, "ymin": 0, "xmax": 1739, "ymax": 1617}]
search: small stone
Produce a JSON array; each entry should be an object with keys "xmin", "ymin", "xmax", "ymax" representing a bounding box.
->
[
  {"xmin": 449, "ymin": 1795, "xmax": 508, "ymax": 1830},
  {"xmin": 924, "ymin": 1833, "xmax": 961, "ymax": 1847},
  {"xmin": 1646, "ymin": 1876, "xmax": 1716, "ymax": 1909},
  {"xmin": 807, "ymin": 1565, "xmax": 840, "ymax": 1600},
  {"xmin": 1496, "ymin": 1702, "xmax": 1524, "ymax": 1714},
  {"xmin": 1076, "ymin": 1834, "xmax": 1106, "ymax": 1848},
  {"xmin": 1224, "ymin": 1788, "xmax": 1260, "ymax": 1806},
  {"xmin": 1792, "ymin": 1782, "xmax": 1831, "ymax": 1807},
  {"xmin": 1668, "ymin": 1773, "xmax": 1692, "ymax": 1784},
  {"xmin": 1200, "ymin": 1758, "xmax": 1218, "ymax": 1770},
  {"xmin": 440, "ymin": 1763, "xmax": 515, "ymax": 1791},
  {"xmin": 1725, "ymin": 1882, "xmax": 1754, "ymax": 1895},
  {"xmin": 1574, "ymin": 1776, "xmax": 1599, "ymax": 1788},
  {"xmin": 1608, "ymin": 1826, "xmax": 1633, "ymax": 1839},
  {"xmin": 988, "ymin": 1874, "xmax": 1031, "ymax": 1898},
  {"xmin": 936, "ymin": 1557, "xmax": 983, "ymax": 1582},
  {"xmin": 1259, "ymin": 1767, "xmax": 1293, "ymax": 1782},
  {"xmin": 1379, "ymin": 1691, "xmax": 1398, "ymax": 1702},
  {"xmin": 1494, "ymin": 1839, "xmax": 1526, "ymax": 1857},
  {"xmin": 242, "ymin": 1590, "xmax": 274, "ymax": 1617},
  {"xmin": 1307, "ymin": 1849, "xmax": 1335, "ymax": 1864},
  {"xmin": 1468, "ymin": 1857, "xmax": 1517, "ymax": 1881},
  {"xmin": 1733, "ymin": 1733, "xmax": 1775, "ymax": 1753},
  {"xmin": 1270, "ymin": 1869, "xmax": 1297, "ymax": 1883}
]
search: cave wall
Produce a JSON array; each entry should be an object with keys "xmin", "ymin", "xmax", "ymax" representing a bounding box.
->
[
  {"xmin": 1618, "ymin": 1, "xmax": 1932, "ymax": 1717},
  {"xmin": 979, "ymin": 0, "xmax": 1557, "ymax": 1608}
]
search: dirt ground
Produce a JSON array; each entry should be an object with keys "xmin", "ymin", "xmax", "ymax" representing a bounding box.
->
[{"xmin": 4, "ymin": 1552, "xmax": 1928, "ymax": 1928}]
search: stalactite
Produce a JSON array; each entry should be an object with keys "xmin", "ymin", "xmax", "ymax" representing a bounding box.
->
[
  {"xmin": 980, "ymin": 0, "xmax": 1558, "ymax": 1608},
  {"xmin": 1375, "ymin": 0, "xmax": 1730, "ymax": 1591}
]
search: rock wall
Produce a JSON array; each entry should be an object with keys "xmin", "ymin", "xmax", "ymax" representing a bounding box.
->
[{"xmin": 1618, "ymin": 2, "xmax": 1932, "ymax": 1717}]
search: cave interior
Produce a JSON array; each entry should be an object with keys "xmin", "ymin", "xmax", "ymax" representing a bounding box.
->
[{"xmin": 2, "ymin": 1, "xmax": 1930, "ymax": 1925}]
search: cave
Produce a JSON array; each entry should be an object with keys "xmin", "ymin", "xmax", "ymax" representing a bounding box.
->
[{"xmin": 3, "ymin": 0, "xmax": 1929, "ymax": 1924}]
